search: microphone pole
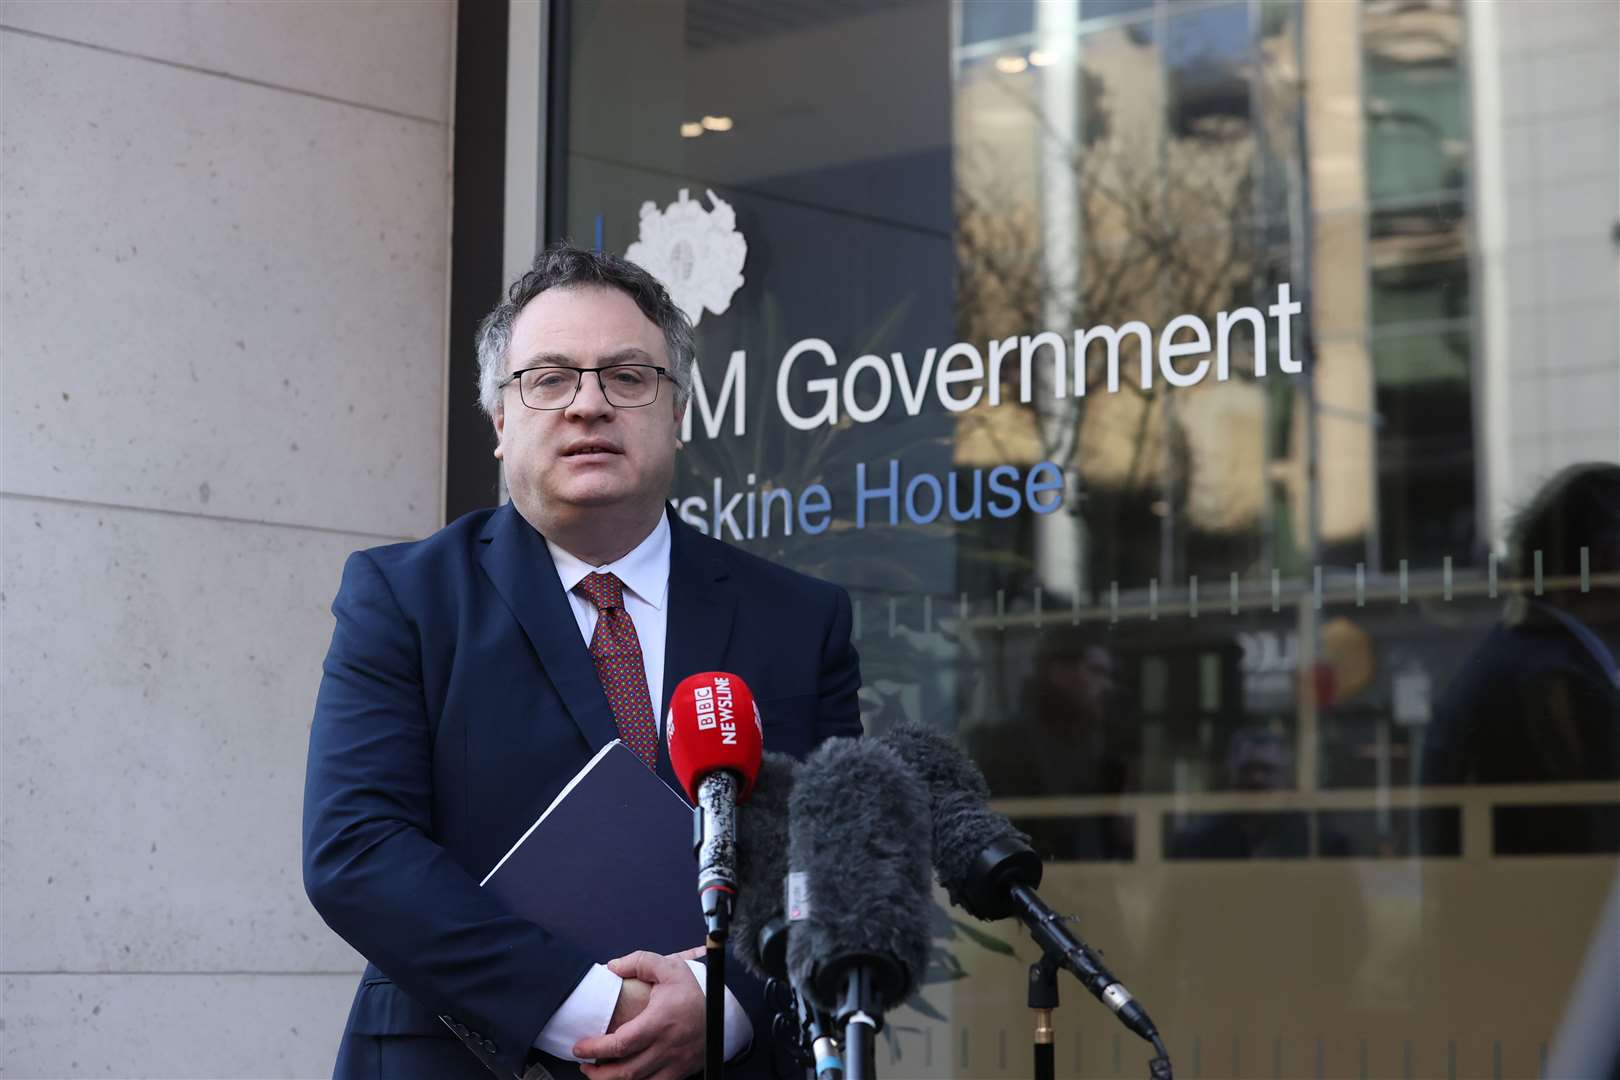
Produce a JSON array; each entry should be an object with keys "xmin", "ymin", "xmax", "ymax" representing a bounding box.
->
[
  {"xmin": 836, "ymin": 968, "xmax": 879, "ymax": 1080},
  {"xmin": 801, "ymin": 987, "xmax": 845, "ymax": 1080},
  {"xmin": 1030, "ymin": 950, "xmax": 1059, "ymax": 1080},
  {"xmin": 692, "ymin": 752, "xmax": 739, "ymax": 1080},
  {"xmin": 693, "ymin": 768, "xmax": 736, "ymax": 1080},
  {"xmin": 704, "ymin": 931, "xmax": 725, "ymax": 1080},
  {"xmin": 667, "ymin": 672, "xmax": 766, "ymax": 1080},
  {"xmin": 986, "ymin": 842, "xmax": 1174, "ymax": 1080}
]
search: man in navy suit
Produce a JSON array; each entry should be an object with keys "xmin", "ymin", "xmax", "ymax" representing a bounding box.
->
[{"xmin": 302, "ymin": 244, "xmax": 863, "ymax": 1079}]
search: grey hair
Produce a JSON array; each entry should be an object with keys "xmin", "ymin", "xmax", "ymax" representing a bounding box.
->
[{"xmin": 475, "ymin": 242, "xmax": 696, "ymax": 416}]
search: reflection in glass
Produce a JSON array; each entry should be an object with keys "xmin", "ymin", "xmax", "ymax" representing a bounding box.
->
[
  {"xmin": 550, "ymin": 0, "xmax": 1620, "ymax": 1070},
  {"xmin": 1372, "ymin": 330, "xmax": 1476, "ymax": 567},
  {"xmin": 1370, "ymin": 256, "xmax": 1469, "ymax": 327},
  {"xmin": 1362, "ymin": 0, "xmax": 1469, "ymax": 201},
  {"xmin": 965, "ymin": 626, "xmax": 1133, "ymax": 797},
  {"xmin": 1165, "ymin": 3, "xmax": 1255, "ymax": 236},
  {"xmin": 1424, "ymin": 464, "xmax": 1620, "ymax": 789}
]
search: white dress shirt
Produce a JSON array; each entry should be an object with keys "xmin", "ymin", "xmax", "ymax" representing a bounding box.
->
[{"xmin": 533, "ymin": 515, "xmax": 751, "ymax": 1062}]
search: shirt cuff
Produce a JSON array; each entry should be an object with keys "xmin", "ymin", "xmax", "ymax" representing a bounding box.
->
[
  {"xmin": 533, "ymin": 963, "xmax": 622, "ymax": 1062},
  {"xmin": 682, "ymin": 957, "xmax": 754, "ymax": 1061}
]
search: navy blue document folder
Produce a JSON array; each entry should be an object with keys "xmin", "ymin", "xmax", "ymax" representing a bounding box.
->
[
  {"xmin": 455, "ymin": 741, "xmax": 707, "ymax": 1078},
  {"xmin": 450, "ymin": 740, "xmax": 769, "ymax": 1079},
  {"xmin": 481, "ymin": 739, "xmax": 706, "ymax": 958}
]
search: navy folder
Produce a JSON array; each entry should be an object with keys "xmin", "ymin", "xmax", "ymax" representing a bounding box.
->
[
  {"xmin": 452, "ymin": 740, "xmax": 710, "ymax": 1079},
  {"xmin": 453, "ymin": 741, "xmax": 769, "ymax": 1079},
  {"xmin": 481, "ymin": 739, "xmax": 707, "ymax": 959}
]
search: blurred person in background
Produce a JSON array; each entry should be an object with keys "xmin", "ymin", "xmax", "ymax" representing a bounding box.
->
[
  {"xmin": 1422, "ymin": 462, "xmax": 1620, "ymax": 788},
  {"xmin": 968, "ymin": 626, "xmax": 1134, "ymax": 800},
  {"xmin": 1421, "ymin": 462, "xmax": 1620, "ymax": 856},
  {"xmin": 1169, "ymin": 726, "xmax": 1350, "ymax": 858}
]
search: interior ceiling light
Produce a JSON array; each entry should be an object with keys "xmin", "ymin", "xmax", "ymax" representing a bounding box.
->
[
  {"xmin": 680, "ymin": 121, "xmax": 704, "ymax": 138},
  {"xmin": 995, "ymin": 54, "xmax": 1029, "ymax": 74},
  {"xmin": 1028, "ymin": 49, "xmax": 1056, "ymax": 67},
  {"xmin": 701, "ymin": 115, "xmax": 734, "ymax": 132}
]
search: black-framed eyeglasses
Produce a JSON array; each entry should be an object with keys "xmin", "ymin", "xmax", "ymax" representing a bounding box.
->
[{"xmin": 496, "ymin": 364, "xmax": 672, "ymax": 410}]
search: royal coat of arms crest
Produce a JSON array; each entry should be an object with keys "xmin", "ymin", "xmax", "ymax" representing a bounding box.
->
[{"xmin": 625, "ymin": 188, "xmax": 747, "ymax": 326}]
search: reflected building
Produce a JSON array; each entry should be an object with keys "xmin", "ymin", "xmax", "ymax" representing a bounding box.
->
[{"xmin": 509, "ymin": 0, "xmax": 1620, "ymax": 1074}]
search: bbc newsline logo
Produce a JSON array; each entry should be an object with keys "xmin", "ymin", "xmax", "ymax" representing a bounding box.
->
[
  {"xmin": 691, "ymin": 678, "xmax": 739, "ymax": 745},
  {"xmin": 671, "ymin": 283, "xmax": 1304, "ymax": 539}
]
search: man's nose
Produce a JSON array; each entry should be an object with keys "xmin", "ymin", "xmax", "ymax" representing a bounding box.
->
[{"xmin": 564, "ymin": 371, "xmax": 614, "ymax": 419}]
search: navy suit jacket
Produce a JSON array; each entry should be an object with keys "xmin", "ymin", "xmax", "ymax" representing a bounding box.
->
[{"xmin": 302, "ymin": 503, "xmax": 863, "ymax": 1079}]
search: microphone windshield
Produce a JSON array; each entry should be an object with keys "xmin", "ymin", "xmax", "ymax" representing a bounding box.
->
[
  {"xmin": 666, "ymin": 671, "xmax": 764, "ymax": 803},
  {"xmin": 731, "ymin": 751, "xmax": 798, "ymax": 979},
  {"xmin": 932, "ymin": 790, "xmax": 1032, "ymax": 918},
  {"xmin": 879, "ymin": 722, "xmax": 1033, "ymax": 919},
  {"xmin": 879, "ymin": 720, "xmax": 990, "ymax": 804},
  {"xmin": 786, "ymin": 736, "xmax": 933, "ymax": 1015}
]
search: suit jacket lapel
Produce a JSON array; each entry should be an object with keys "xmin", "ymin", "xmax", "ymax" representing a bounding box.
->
[
  {"xmin": 478, "ymin": 503, "xmax": 620, "ymax": 753},
  {"xmin": 656, "ymin": 509, "xmax": 738, "ymax": 793}
]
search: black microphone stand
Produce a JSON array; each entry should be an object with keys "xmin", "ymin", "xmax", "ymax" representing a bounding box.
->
[
  {"xmin": 811, "ymin": 945, "xmax": 905, "ymax": 1080},
  {"xmin": 802, "ymin": 991, "xmax": 844, "ymax": 1080},
  {"xmin": 1029, "ymin": 950, "xmax": 1060, "ymax": 1080},
  {"xmin": 968, "ymin": 840, "xmax": 1173, "ymax": 1080},
  {"xmin": 836, "ymin": 967, "xmax": 879, "ymax": 1080},
  {"xmin": 704, "ymin": 935, "xmax": 725, "ymax": 1080},
  {"xmin": 1028, "ymin": 942, "xmax": 1172, "ymax": 1080},
  {"xmin": 1008, "ymin": 883, "xmax": 1173, "ymax": 1080},
  {"xmin": 757, "ymin": 918, "xmax": 844, "ymax": 1080}
]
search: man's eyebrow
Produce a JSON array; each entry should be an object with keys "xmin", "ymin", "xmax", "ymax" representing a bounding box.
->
[{"xmin": 515, "ymin": 348, "xmax": 659, "ymax": 368}]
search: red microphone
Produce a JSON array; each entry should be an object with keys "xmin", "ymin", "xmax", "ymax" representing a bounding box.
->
[{"xmin": 667, "ymin": 672, "xmax": 764, "ymax": 938}]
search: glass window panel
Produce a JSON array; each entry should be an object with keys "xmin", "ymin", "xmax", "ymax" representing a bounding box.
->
[
  {"xmin": 1167, "ymin": 811, "xmax": 1313, "ymax": 858},
  {"xmin": 1316, "ymin": 592, "xmax": 1502, "ymax": 789},
  {"xmin": 1073, "ymin": 16, "xmax": 1165, "ymax": 239},
  {"xmin": 1165, "ymin": 4, "xmax": 1258, "ymax": 235},
  {"xmin": 960, "ymin": 0, "xmax": 1033, "ymax": 47},
  {"xmin": 1494, "ymin": 806, "xmax": 1620, "ymax": 855},
  {"xmin": 1370, "ymin": 256, "xmax": 1470, "ymax": 327},
  {"xmin": 1373, "ymin": 332, "xmax": 1477, "ymax": 568},
  {"xmin": 539, "ymin": 0, "xmax": 1620, "ymax": 1070},
  {"xmin": 1317, "ymin": 808, "xmax": 1463, "ymax": 856},
  {"xmin": 1314, "ymin": 211, "xmax": 1370, "ymax": 338},
  {"xmin": 1080, "ymin": 0, "xmax": 1154, "ymax": 24},
  {"xmin": 1254, "ymin": 0, "xmax": 1302, "ymax": 226},
  {"xmin": 1369, "ymin": 199, "xmax": 1470, "ymax": 327},
  {"xmin": 1362, "ymin": 0, "xmax": 1469, "ymax": 201},
  {"xmin": 1012, "ymin": 814, "xmax": 1137, "ymax": 861}
]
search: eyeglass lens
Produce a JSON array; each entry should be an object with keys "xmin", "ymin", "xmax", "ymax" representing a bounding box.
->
[{"xmin": 517, "ymin": 365, "xmax": 660, "ymax": 409}]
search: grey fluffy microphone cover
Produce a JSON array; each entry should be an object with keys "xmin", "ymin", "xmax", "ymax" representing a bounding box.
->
[
  {"xmin": 879, "ymin": 722, "xmax": 1031, "ymax": 917},
  {"xmin": 785, "ymin": 736, "xmax": 933, "ymax": 1014},
  {"xmin": 730, "ymin": 751, "xmax": 798, "ymax": 979}
]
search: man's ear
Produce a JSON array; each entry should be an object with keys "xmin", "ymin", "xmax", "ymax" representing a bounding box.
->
[
  {"xmin": 672, "ymin": 396, "xmax": 686, "ymax": 448},
  {"xmin": 492, "ymin": 400, "xmax": 506, "ymax": 460}
]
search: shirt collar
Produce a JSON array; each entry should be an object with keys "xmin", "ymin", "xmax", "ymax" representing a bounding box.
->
[{"xmin": 546, "ymin": 513, "xmax": 671, "ymax": 611}]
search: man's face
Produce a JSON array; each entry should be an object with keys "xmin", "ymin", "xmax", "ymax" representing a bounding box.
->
[
  {"xmin": 1045, "ymin": 645, "xmax": 1120, "ymax": 722},
  {"xmin": 494, "ymin": 285, "xmax": 683, "ymax": 525}
]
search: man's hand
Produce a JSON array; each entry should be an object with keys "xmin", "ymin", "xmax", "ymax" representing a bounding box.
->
[{"xmin": 574, "ymin": 950, "xmax": 704, "ymax": 1080}]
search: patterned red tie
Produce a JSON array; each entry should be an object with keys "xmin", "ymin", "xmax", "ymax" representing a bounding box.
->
[{"xmin": 573, "ymin": 572, "xmax": 659, "ymax": 768}]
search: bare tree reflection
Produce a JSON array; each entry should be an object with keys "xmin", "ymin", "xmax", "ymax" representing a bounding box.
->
[{"xmin": 952, "ymin": 42, "xmax": 1277, "ymax": 595}]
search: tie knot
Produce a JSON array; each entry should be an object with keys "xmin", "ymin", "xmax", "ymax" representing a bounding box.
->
[{"xmin": 575, "ymin": 571, "xmax": 625, "ymax": 612}]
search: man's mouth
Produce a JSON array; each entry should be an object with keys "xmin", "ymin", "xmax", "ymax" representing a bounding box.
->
[{"xmin": 561, "ymin": 443, "xmax": 622, "ymax": 458}]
